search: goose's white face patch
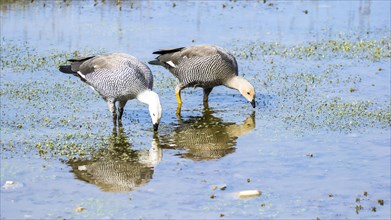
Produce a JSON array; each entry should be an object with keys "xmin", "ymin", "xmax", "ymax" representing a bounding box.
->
[{"xmin": 166, "ymin": 60, "xmax": 176, "ymax": 68}]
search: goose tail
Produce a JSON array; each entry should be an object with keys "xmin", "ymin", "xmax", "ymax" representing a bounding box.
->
[
  {"xmin": 148, "ymin": 60, "xmax": 163, "ymax": 66},
  {"xmin": 59, "ymin": 65, "xmax": 75, "ymax": 74}
]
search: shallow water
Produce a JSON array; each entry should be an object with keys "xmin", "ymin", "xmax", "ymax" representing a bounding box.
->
[{"xmin": 1, "ymin": 1, "xmax": 390, "ymax": 219}]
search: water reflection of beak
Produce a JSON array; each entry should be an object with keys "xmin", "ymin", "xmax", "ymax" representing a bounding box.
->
[
  {"xmin": 153, "ymin": 123, "xmax": 159, "ymax": 131},
  {"xmin": 250, "ymin": 99, "xmax": 256, "ymax": 108}
]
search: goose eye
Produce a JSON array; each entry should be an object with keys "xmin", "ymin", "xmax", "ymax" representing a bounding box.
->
[{"xmin": 247, "ymin": 92, "xmax": 250, "ymax": 95}]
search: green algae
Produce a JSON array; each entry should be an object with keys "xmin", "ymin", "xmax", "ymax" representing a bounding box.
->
[
  {"xmin": 1, "ymin": 35, "xmax": 390, "ymax": 160},
  {"xmin": 352, "ymin": 191, "xmax": 386, "ymax": 215},
  {"xmin": 231, "ymin": 34, "xmax": 391, "ymax": 133},
  {"xmin": 233, "ymin": 35, "xmax": 391, "ymax": 61},
  {"xmin": 0, "ymin": 39, "xmax": 105, "ymax": 72}
]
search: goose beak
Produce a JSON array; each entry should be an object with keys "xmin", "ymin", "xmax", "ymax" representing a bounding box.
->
[
  {"xmin": 153, "ymin": 123, "xmax": 159, "ymax": 131},
  {"xmin": 250, "ymin": 99, "xmax": 256, "ymax": 108}
]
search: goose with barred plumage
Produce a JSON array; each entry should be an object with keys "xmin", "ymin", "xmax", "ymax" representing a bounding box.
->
[
  {"xmin": 59, "ymin": 53, "xmax": 162, "ymax": 131},
  {"xmin": 148, "ymin": 44, "xmax": 256, "ymax": 113}
]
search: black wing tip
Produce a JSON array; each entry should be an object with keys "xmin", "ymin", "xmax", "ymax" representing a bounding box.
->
[
  {"xmin": 152, "ymin": 47, "xmax": 185, "ymax": 55},
  {"xmin": 67, "ymin": 56, "xmax": 95, "ymax": 62}
]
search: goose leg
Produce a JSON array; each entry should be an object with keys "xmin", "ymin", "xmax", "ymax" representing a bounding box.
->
[
  {"xmin": 203, "ymin": 101, "xmax": 210, "ymax": 110},
  {"xmin": 203, "ymin": 87, "xmax": 213, "ymax": 103},
  {"xmin": 176, "ymin": 103, "xmax": 182, "ymax": 116},
  {"xmin": 107, "ymin": 100, "xmax": 117, "ymax": 126},
  {"xmin": 118, "ymin": 100, "xmax": 127, "ymax": 122},
  {"xmin": 175, "ymin": 84, "xmax": 183, "ymax": 105},
  {"xmin": 175, "ymin": 84, "xmax": 184, "ymax": 115}
]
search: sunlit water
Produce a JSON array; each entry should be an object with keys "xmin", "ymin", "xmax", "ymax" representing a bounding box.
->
[{"xmin": 1, "ymin": 1, "xmax": 390, "ymax": 219}]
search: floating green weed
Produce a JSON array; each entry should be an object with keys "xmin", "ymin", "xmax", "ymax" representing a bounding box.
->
[
  {"xmin": 1, "ymin": 35, "xmax": 390, "ymax": 161},
  {"xmin": 232, "ymin": 34, "xmax": 391, "ymax": 133},
  {"xmin": 0, "ymin": 79, "xmax": 99, "ymax": 102},
  {"xmin": 233, "ymin": 35, "xmax": 391, "ymax": 61},
  {"xmin": 0, "ymin": 39, "xmax": 105, "ymax": 72}
]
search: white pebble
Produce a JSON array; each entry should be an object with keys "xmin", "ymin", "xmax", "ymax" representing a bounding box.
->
[
  {"xmin": 5, "ymin": 181, "xmax": 14, "ymax": 186},
  {"xmin": 238, "ymin": 190, "xmax": 261, "ymax": 198}
]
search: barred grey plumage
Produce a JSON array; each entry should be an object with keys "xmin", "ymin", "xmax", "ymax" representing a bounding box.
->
[
  {"xmin": 148, "ymin": 44, "xmax": 256, "ymax": 113},
  {"xmin": 59, "ymin": 53, "xmax": 162, "ymax": 130}
]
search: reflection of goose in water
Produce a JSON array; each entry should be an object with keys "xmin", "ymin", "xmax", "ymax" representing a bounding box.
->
[
  {"xmin": 161, "ymin": 107, "xmax": 255, "ymax": 161},
  {"xmin": 67, "ymin": 127, "xmax": 162, "ymax": 192}
]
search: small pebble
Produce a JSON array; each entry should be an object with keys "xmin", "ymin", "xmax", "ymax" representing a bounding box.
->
[
  {"xmin": 76, "ymin": 207, "xmax": 85, "ymax": 212},
  {"xmin": 238, "ymin": 190, "xmax": 261, "ymax": 198},
  {"xmin": 2, "ymin": 181, "xmax": 23, "ymax": 191},
  {"xmin": 5, "ymin": 181, "xmax": 14, "ymax": 186}
]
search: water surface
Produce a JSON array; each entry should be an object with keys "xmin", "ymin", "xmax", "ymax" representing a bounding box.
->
[{"xmin": 1, "ymin": 1, "xmax": 390, "ymax": 219}]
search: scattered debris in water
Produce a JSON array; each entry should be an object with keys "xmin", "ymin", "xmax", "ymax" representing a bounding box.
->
[
  {"xmin": 75, "ymin": 207, "xmax": 86, "ymax": 212},
  {"xmin": 306, "ymin": 153, "xmax": 314, "ymax": 157},
  {"xmin": 220, "ymin": 185, "xmax": 227, "ymax": 191},
  {"xmin": 355, "ymin": 204, "xmax": 363, "ymax": 214},
  {"xmin": 211, "ymin": 184, "xmax": 227, "ymax": 191},
  {"xmin": 352, "ymin": 191, "xmax": 387, "ymax": 215},
  {"xmin": 377, "ymin": 199, "xmax": 384, "ymax": 206}
]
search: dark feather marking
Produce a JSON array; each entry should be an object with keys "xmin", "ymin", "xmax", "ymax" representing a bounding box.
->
[{"xmin": 152, "ymin": 47, "xmax": 185, "ymax": 55}]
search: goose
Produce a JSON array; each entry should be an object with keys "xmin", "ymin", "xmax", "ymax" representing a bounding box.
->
[
  {"xmin": 148, "ymin": 44, "xmax": 256, "ymax": 113},
  {"xmin": 59, "ymin": 53, "xmax": 162, "ymax": 131}
]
